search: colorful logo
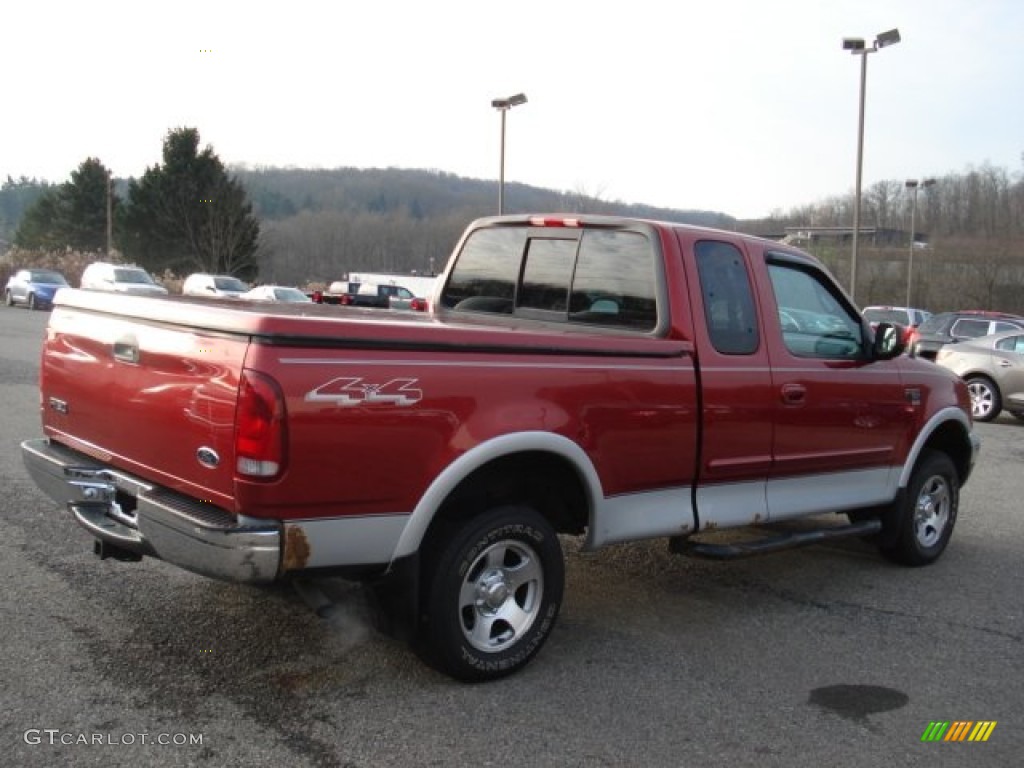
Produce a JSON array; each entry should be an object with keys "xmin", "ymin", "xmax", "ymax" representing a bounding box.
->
[{"xmin": 921, "ymin": 721, "xmax": 997, "ymax": 742}]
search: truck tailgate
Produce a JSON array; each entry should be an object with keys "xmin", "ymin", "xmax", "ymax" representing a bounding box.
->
[{"xmin": 40, "ymin": 301, "xmax": 247, "ymax": 510}]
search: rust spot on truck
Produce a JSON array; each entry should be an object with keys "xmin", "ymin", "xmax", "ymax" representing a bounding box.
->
[{"xmin": 282, "ymin": 525, "xmax": 311, "ymax": 571}]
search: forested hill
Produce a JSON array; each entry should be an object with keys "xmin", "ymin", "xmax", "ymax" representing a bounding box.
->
[
  {"xmin": 231, "ymin": 166, "xmax": 736, "ymax": 284},
  {"xmin": 232, "ymin": 165, "xmax": 736, "ymax": 228}
]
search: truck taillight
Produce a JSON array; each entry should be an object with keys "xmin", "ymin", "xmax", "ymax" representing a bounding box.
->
[
  {"xmin": 411, "ymin": 297, "xmax": 428, "ymax": 311},
  {"xmin": 235, "ymin": 370, "xmax": 286, "ymax": 479}
]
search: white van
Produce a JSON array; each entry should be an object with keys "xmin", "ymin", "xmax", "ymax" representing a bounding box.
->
[
  {"xmin": 182, "ymin": 273, "xmax": 249, "ymax": 298},
  {"xmin": 80, "ymin": 262, "xmax": 168, "ymax": 296}
]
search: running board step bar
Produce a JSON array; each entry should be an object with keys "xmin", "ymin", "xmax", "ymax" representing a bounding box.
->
[{"xmin": 669, "ymin": 519, "xmax": 882, "ymax": 560}]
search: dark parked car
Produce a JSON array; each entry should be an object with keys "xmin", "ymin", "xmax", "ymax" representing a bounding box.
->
[
  {"xmin": 935, "ymin": 330, "xmax": 1024, "ymax": 422},
  {"xmin": 4, "ymin": 268, "xmax": 70, "ymax": 310},
  {"xmin": 908, "ymin": 310, "xmax": 1024, "ymax": 360}
]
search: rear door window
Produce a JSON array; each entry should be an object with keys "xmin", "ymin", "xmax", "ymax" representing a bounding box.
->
[
  {"xmin": 993, "ymin": 321, "xmax": 1024, "ymax": 334},
  {"xmin": 995, "ymin": 335, "xmax": 1024, "ymax": 354},
  {"xmin": 695, "ymin": 241, "xmax": 759, "ymax": 355}
]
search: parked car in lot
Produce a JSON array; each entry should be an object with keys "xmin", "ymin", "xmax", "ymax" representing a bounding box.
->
[
  {"xmin": 862, "ymin": 305, "xmax": 931, "ymax": 345},
  {"xmin": 935, "ymin": 330, "xmax": 1024, "ymax": 422},
  {"xmin": 908, "ymin": 310, "xmax": 1024, "ymax": 360},
  {"xmin": 862, "ymin": 306, "xmax": 931, "ymax": 328},
  {"xmin": 80, "ymin": 262, "xmax": 169, "ymax": 296},
  {"xmin": 182, "ymin": 273, "xmax": 249, "ymax": 298},
  {"xmin": 4, "ymin": 268, "xmax": 69, "ymax": 310},
  {"xmin": 242, "ymin": 285, "xmax": 312, "ymax": 303},
  {"xmin": 328, "ymin": 282, "xmax": 422, "ymax": 309}
]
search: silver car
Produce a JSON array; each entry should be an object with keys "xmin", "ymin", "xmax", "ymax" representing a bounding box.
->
[
  {"xmin": 935, "ymin": 330, "xmax": 1024, "ymax": 422},
  {"xmin": 241, "ymin": 285, "xmax": 312, "ymax": 303}
]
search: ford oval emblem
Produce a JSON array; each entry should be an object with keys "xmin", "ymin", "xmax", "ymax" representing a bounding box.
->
[{"xmin": 196, "ymin": 447, "xmax": 220, "ymax": 469}]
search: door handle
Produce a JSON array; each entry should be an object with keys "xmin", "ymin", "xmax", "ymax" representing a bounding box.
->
[
  {"xmin": 113, "ymin": 335, "xmax": 140, "ymax": 364},
  {"xmin": 781, "ymin": 383, "xmax": 806, "ymax": 405}
]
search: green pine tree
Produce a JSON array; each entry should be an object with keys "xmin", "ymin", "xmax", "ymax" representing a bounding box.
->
[
  {"xmin": 13, "ymin": 159, "xmax": 113, "ymax": 251},
  {"xmin": 121, "ymin": 127, "xmax": 259, "ymax": 278}
]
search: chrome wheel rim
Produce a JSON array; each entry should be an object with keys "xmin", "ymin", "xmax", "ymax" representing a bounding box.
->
[
  {"xmin": 967, "ymin": 380, "xmax": 995, "ymax": 419},
  {"xmin": 459, "ymin": 540, "xmax": 543, "ymax": 653},
  {"xmin": 913, "ymin": 473, "xmax": 951, "ymax": 549}
]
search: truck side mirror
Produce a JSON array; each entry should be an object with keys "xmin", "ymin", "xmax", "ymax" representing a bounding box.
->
[{"xmin": 872, "ymin": 322, "xmax": 906, "ymax": 360}]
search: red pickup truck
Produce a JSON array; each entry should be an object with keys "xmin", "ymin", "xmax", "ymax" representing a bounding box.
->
[{"xmin": 22, "ymin": 214, "xmax": 979, "ymax": 681}]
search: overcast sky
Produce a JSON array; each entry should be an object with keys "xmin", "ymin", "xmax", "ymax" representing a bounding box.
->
[{"xmin": 2, "ymin": 0, "xmax": 1021, "ymax": 219}]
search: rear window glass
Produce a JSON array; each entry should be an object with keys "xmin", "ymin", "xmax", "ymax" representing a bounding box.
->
[
  {"xmin": 214, "ymin": 276, "xmax": 247, "ymax": 291},
  {"xmin": 519, "ymin": 239, "xmax": 575, "ymax": 312},
  {"xmin": 570, "ymin": 230, "xmax": 656, "ymax": 329},
  {"xmin": 442, "ymin": 228, "xmax": 521, "ymax": 313},
  {"xmin": 30, "ymin": 270, "xmax": 68, "ymax": 285},
  {"xmin": 916, "ymin": 314, "xmax": 948, "ymax": 333},
  {"xmin": 114, "ymin": 268, "xmax": 155, "ymax": 284},
  {"xmin": 442, "ymin": 226, "xmax": 657, "ymax": 330},
  {"xmin": 863, "ymin": 308, "xmax": 910, "ymax": 325}
]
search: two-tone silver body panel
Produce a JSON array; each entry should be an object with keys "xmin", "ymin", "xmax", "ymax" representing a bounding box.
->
[{"xmin": 23, "ymin": 404, "xmax": 977, "ymax": 583}]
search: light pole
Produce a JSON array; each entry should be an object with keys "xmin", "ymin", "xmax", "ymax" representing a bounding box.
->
[
  {"xmin": 905, "ymin": 177, "xmax": 936, "ymax": 307},
  {"xmin": 842, "ymin": 28, "xmax": 900, "ymax": 302},
  {"xmin": 106, "ymin": 168, "xmax": 114, "ymax": 256},
  {"xmin": 491, "ymin": 92, "xmax": 527, "ymax": 215}
]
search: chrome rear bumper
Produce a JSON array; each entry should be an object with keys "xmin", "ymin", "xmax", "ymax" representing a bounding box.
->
[{"xmin": 21, "ymin": 438, "xmax": 281, "ymax": 584}]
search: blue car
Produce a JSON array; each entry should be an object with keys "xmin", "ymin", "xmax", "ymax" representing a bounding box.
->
[{"xmin": 4, "ymin": 268, "xmax": 70, "ymax": 310}]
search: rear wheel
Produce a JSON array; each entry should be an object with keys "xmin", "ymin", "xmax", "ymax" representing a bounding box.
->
[
  {"xmin": 965, "ymin": 376, "xmax": 1001, "ymax": 421},
  {"xmin": 880, "ymin": 451, "xmax": 958, "ymax": 566},
  {"xmin": 1009, "ymin": 411, "xmax": 1024, "ymax": 422},
  {"xmin": 419, "ymin": 505, "xmax": 564, "ymax": 682}
]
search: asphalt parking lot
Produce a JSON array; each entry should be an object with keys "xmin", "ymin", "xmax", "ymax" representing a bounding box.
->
[{"xmin": 1, "ymin": 306, "xmax": 1021, "ymax": 767}]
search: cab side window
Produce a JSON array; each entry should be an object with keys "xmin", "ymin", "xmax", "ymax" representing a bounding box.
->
[
  {"xmin": 695, "ymin": 241, "xmax": 759, "ymax": 355},
  {"xmin": 767, "ymin": 258, "xmax": 863, "ymax": 359},
  {"xmin": 951, "ymin": 318, "xmax": 991, "ymax": 340}
]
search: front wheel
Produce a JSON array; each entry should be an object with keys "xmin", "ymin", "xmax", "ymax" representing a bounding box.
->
[
  {"xmin": 966, "ymin": 376, "xmax": 1001, "ymax": 421},
  {"xmin": 3, "ymin": 290, "xmax": 12, "ymax": 307},
  {"xmin": 27, "ymin": 293, "xmax": 38, "ymax": 310},
  {"xmin": 419, "ymin": 505, "xmax": 564, "ymax": 682},
  {"xmin": 880, "ymin": 451, "xmax": 959, "ymax": 566}
]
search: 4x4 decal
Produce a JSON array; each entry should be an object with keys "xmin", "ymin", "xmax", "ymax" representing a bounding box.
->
[{"xmin": 305, "ymin": 377, "xmax": 422, "ymax": 406}]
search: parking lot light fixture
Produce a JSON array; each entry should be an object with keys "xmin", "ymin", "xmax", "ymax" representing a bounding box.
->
[
  {"xmin": 844, "ymin": 28, "xmax": 901, "ymax": 302},
  {"xmin": 491, "ymin": 93, "xmax": 527, "ymax": 215},
  {"xmin": 905, "ymin": 177, "xmax": 936, "ymax": 307}
]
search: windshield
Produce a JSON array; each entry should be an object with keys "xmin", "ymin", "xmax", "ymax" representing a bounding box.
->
[
  {"xmin": 274, "ymin": 287, "xmax": 310, "ymax": 302},
  {"xmin": 114, "ymin": 268, "xmax": 156, "ymax": 285},
  {"xmin": 214, "ymin": 276, "xmax": 248, "ymax": 291},
  {"xmin": 30, "ymin": 270, "xmax": 69, "ymax": 285}
]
